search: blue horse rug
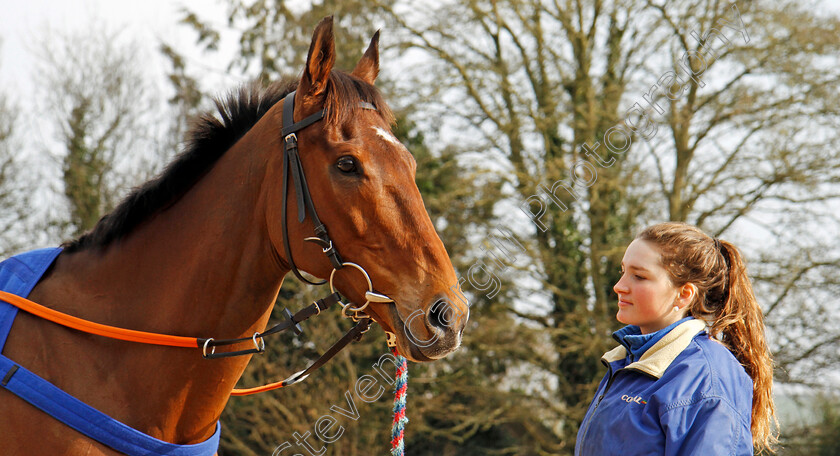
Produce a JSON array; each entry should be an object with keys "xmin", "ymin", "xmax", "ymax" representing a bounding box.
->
[{"xmin": 0, "ymin": 248, "xmax": 220, "ymax": 455}]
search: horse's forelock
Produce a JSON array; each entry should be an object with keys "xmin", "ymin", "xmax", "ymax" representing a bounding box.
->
[{"xmin": 324, "ymin": 71, "xmax": 395, "ymax": 128}]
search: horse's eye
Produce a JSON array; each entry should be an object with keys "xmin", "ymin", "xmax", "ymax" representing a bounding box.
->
[{"xmin": 336, "ymin": 156, "xmax": 358, "ymax": 174}]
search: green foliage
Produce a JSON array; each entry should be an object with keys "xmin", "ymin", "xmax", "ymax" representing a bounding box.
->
[
  {"xmin": 0, "ymin": 92, "xmax": 28, "ymax": 256},
  {"xmin": 62, "ymin": 98, "xmax": 108, "ymax": 233},
  {"xmin": 812, "ymin": 397, "xmax": 840, "ymax": 456},
  {"xmin": 159, "ymin": 43, "xmax": 204, "ymax": 120},
  {"xmin": 778, "ymin": 393, "xmax": 840, "ymax": 456},
  {"xmin": 34, "ymin": 24, "xmax": 159, "ymax": 236}
]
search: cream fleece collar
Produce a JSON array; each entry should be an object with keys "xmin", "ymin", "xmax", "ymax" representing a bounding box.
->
[{"xmin": 601, "ymin": 319, "xmax": 707, "ymax": 378}]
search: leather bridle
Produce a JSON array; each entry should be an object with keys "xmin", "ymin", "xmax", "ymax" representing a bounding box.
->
[
  {"xmin": 215, "ymin": 90, "xmax": 398, "ymax": 391},
  {"xmin": 0, "ymin": 90, "xmax": 401, "ymax": 395},
  {"xmin": 279, "ymin": 89, "xmax": 346, "ymax": 284},
  {"xmin": 276, "ymin": 89, "xmax": 400, "ymax": 317}
]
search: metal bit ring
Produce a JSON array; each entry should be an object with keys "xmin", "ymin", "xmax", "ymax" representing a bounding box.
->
[{"xmin": 329, "ymin": 262, "xmax": 374, "ymax": 313}]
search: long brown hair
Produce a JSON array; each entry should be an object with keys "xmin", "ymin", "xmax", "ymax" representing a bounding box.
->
[{"xmin": 637, "ymin": 222, "xmax": 778, "ymax": 453}]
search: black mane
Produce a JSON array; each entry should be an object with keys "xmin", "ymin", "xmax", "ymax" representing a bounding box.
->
[{"xmin": 62, "ymin": 71, "xmax": 393, "ymax": 253}]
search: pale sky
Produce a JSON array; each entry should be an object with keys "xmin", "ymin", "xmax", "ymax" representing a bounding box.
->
[{"xmin": 0, "ymin": 0, "xmax": 236, "ymax": 97}]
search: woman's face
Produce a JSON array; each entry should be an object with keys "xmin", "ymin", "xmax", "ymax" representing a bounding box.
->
[{"xmin": 614, "ymin": 239, "xmax": 688, "ymax": 334}]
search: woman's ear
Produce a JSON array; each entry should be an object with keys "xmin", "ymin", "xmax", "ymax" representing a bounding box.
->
[{"xmin": 676, "ymin": 283, "xmax": 697, "ymax": 309}]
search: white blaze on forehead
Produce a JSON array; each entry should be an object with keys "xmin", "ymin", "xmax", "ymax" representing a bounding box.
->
[{"xmin": 372, "ymin": 126, "xmax": 402, "ymax": 147}]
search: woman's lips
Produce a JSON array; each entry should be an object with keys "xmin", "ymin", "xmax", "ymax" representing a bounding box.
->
[{"xmin": 618, "ymin": 299, "xmax": 633, "ymax": 307}]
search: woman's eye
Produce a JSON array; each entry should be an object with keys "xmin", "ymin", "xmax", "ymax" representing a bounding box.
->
[{"xmin": 336, "ymin": 156, "xmax": 358, "ymax": 174}]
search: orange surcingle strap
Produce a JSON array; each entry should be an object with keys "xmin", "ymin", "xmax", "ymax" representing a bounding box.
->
[
  {"xmin": 0, "ymin": 290, "xmax": 199, "ymax": 347},
  {"xmin": 0, "ymin": 289, "xmax": 369, "ymax": 396}
]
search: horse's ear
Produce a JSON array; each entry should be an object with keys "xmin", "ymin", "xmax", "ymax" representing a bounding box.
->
[
  {"xmin": 352, "ymin": 31, "xmax": 380, "ymax": 85},
  {"xmin": 301, "ymin": 16, "xmax": 336, "ymax": 100}
]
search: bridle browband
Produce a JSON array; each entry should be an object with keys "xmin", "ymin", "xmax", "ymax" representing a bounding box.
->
[{"xmin": 0, "ymin": 90, "xmax": 400, "ymax": 395}]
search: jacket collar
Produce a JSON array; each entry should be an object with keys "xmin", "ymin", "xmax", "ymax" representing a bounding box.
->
[{"xmin": 602, "ymin": 319, "xmax": 707, "ymax": 378}]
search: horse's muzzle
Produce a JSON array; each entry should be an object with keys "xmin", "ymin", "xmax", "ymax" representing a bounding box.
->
[{"xmin": 398, "ymin": 295, "xmax": 468, "ymax": 361}]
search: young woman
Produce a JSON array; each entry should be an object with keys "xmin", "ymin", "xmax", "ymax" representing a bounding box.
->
[{"xmin": 575, "ymin": 222, "xmax": 777, "ymax": 455}]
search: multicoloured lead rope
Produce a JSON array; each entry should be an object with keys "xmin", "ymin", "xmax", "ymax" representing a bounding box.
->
[{"xmin": 391, "ymin": 347, "xmax": 408, "ymax": 456}]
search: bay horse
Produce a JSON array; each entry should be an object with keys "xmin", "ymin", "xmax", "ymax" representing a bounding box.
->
[{"xmin": 0, "ymin": 17, "xmax": 468, "ymax": 454}]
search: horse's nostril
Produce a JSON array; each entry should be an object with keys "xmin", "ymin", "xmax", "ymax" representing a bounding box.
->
[{"xmin": 427, "ymin": 299, "xmax": 452, "ymax": 330}]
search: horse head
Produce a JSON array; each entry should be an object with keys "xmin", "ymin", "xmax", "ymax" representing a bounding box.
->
[{"xmin": 265, "ymin": 17, "xmax": 469, "ymax": 362}]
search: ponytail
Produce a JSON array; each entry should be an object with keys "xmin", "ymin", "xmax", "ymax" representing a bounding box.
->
[
  {"xmin": 637, "ymin": 223, "xmax": 778, "ymax": 453},
  {"xmin": 708, "ymin": 241, "xmax": 778, "ymax": 453}
]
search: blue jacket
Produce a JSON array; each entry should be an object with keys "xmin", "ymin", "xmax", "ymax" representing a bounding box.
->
[{"xmin": 575, "ymin": 319, "xmax": 754, "ymax": 456}]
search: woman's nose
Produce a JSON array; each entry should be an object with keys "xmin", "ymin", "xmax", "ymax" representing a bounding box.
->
[{"xmin": 614, "ymin": 276, "xmax": 628, "ymax": 294}]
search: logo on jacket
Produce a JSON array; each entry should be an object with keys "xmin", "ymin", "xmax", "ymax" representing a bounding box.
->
[{"xmin": 621, "ymin": 394, "xmax": 647, "ymax": 405}]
